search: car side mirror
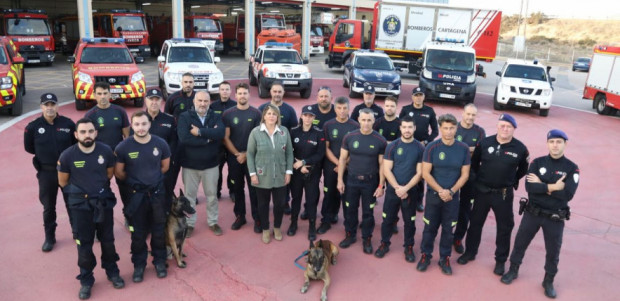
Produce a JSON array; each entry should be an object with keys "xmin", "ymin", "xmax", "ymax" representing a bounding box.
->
[
  {"xmin": 13, "ymin": 56, "xmax": 25, "ymax": 64},
  {"xmin": 157, "ymin": 56, "xmax": 165, "ymax": 63},
  {"xmin": 303, "ymin": 59, "xmax": 309, "ymax": 64},
  {"xmin": 67, "ymin": 56, "xmax": 75, "ymax": 63},
  {"xmin": 214, "ymin": 57, "xmax": 221, "ymax": 63},
  {"xmin": 135, "ymin": 57, "xmax": 145, "ymax": 64},
  {"xmin": 495, "ymin": 71, "xmax": 501, "ymax": 76}
]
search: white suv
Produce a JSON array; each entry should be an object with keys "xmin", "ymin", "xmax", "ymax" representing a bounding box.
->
[
  {"xmin": 249, "ymin": 42, "xmax": 312, "ymax": 98},
  {"xmin": 494, "ymin": 59, "xmax": 555, "ymax": 116},
  {"xmin": 157, "ymin": 38, "xmax": 224, "ymax": 96}
]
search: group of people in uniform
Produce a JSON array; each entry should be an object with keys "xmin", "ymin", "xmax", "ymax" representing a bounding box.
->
[{"xmin": 24, "ymin": 73, "xmax": 579, "ymax": 299}]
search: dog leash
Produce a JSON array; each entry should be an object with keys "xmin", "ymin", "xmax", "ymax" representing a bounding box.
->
[{"xmin": 294, "ymin": 250, "xmax": 309, "ymax": 270}]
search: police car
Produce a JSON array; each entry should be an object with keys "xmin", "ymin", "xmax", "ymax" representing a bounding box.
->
[
  {"xmin": 0, "ymin": 36, "xmax": 25, "ymax": 116},
  {"xmin": 249, "ymin": 42, "xmax": 312, "ymax": 99},
  {"xmin": 494, "ymin": 59, "xmax": 555, "ymax": 117},
  {"xmin": 343, "ymin": 50, "xmax": 401, "ymax": 98},
  {"xmin": 68, "ymin": 38, "xmax": 146, "ymax": 110},
  {"xmin": 157, "ymin": 38, "xmax": 223, "ymax": 97}
]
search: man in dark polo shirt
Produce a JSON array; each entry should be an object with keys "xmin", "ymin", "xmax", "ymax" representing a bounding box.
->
[
  {"xmin": 374, "ymin": 116, "xmax": 424, "ymax": 262},
  {"xmin": 58, "ymin": 118, "xmax": 124, "ymax": 299},
  {"xmin": 211, "ymin": 81, "xmax": 237, "ymax": 200},
  {"xmin": 338, "ymin": 108, "xmax": 387, "ymax": 254},
  {"xmin": 318, "ymin": 96, "xmax": 359, "ymax": 234},
  {"xmin": 222, "ymin": 83, "xmax": 262, "ymax": 232},
  {"xmin": 351, "ymin": 85, "xmax": 384, "ymax": 121},
  {"xmin": 115, "ymin": 111, "xmax": 171, "ymax": 283},
  {"xmin": 165, "ymin": 72, "xmax": 196, "ymax": 120},
  {"xmin": 417, "ymin": 114, "xmax": 470, "ymax": 275},
  {"xmin": 373, "ymin": 95, "xmax": 400, "ymax": 142}
]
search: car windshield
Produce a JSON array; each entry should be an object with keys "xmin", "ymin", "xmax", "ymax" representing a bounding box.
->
[
  {"xmin": 169, "ymin": 46, "xmax": 212, "ymax": 63},
  {"xmin": 263, "ymin": 50, "xmax": 301, "ymax": 64},
  {"xmin": 80, "ymin": 47, "xmax": 133, "ymax": 64},
  {"xmin": 0, "ymin": 48, "xmax": 7, "ymax": 64},
  {"xmin": 576, "ymin": 58, "xmax": 591, "ymax": 63},
  {"xmin": 504, "ymin": 65, "xmax": 548, "ymax": 81},
  {"xmin": 261, "ymin": 16, "xmax": 285, "ymax": 29},
  {"xmin": 7, "ymin": 18, "xmax": 51, "ymax": 36},
  {"xmin": 193, "ymin": 18, "xmax": 221, "ymax": 32},
  {"xmin": 354, "ymin": 55, "xmax": 394, "ymax": 71},
  {"xmin": 311, "ymin": 27, "xmax": 323, "ymax": 37},
  {"xmin": 113, "ymin": 16, "xmax": 146, "ymax": 31},
  {"xmin": 426, "ymin": 49, "xmax": 475, "ymax": 72}
]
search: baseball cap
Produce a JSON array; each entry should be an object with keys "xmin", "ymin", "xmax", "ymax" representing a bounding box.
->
[
  {"xmin": 301, "ymin": 105, "xmax": 316, "ymax": 116},
  {"xmin": 364, "ymin": 85, "xmax": 375, "ymax": 94},
  {"xmin": 412, "ymin": 86, "xmax": 425, "ymax": 95},
  {"xmin": 40, "ymin": 93, "xmax": 58, "ymax": 104},
  {"xmin": 547, "ymin": 129, "xmax": 568, "ymax": 141},
  {"xmin": 145, "ymin": 87, "xmax": 163, "ymax": 99},
  {"xmin": 498, "ymin": 113, "xmax": 517, "ymax": 128}
]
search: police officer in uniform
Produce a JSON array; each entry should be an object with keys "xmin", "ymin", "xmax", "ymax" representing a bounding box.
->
[
  {"xmin": 458, "ymin": 114, "xmax": 529, "ymax": 277},
  {"xmin": 58, "ymin": 118, "xmax": 124, "ymax": 299},
  {"xmin": 211, "ymin": 81, "xmax": 237, "ymax": 200},
  {"xmin": 24, "ymin": 93, "xmax": 76, "ymax": 252},
  {"xmin": 338, "ymin": 108, "xmax": 387, "ymax": 254},
  {"xmin": 350, "ymin": 85, "xmax": 384, "ymax": 121},
  {"xmin": 399, "ymin": 86, "xmax": 438, "ymax": 212},
  {"xmin": 453, "ymin": 104, "xmax": 486, "ymax": 254},
  {"xmin": 299, "ymin": 86, "xmax": 335, "ymax": 221},
  {"xmin": 165, "ymin": 72, "xmax": 196, "ymax": 120},
  {"xmin": 115, "ymin": 111, "xmax": 171, "ymax": 282},
  {"xmin": 318, "ymin": 96, "xmax": 359, "ymax": 234},
  {"xmin": 142, "ymin": 87, "xmax": 177, "ymax": 211},
  {"xmin": 288, "ymin": 105, "xmax": 325, "ymax": 240},
  {"xmin": 417, "ymin": 114, "xmax": 470, "ymax": 275},
  {"xmin": 222, "ymin": 83, "xmax": 262, "ymax": 232},
  {"xmin": 501, "ymin": 130, "xmax": 579, "ymax": 299},
  {"xmin": 374, "ymin": 116, "xmax": 424, "ymax": 262}
]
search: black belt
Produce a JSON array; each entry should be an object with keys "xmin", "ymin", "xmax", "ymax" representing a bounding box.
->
[
  {"xmin": 526, "ymin": 203, "xmax": 570, "ymax": 221},
  {"xmin": 349, "ymin": 173, "xmax": 377, "ymax": 181},
  {"xmin": 40, "ymin": 164, "xmax": 57, "ymax": 172}
]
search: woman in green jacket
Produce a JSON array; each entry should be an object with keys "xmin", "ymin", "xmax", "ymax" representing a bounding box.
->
[{"xmin": 247, "ymin": 104, "xmax": 294, "ymax": 243}]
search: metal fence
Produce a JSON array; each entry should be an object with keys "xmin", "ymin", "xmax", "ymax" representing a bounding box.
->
[{"xmin": 496, "ymin": 42, "xmax": 593, "ymax": 65}]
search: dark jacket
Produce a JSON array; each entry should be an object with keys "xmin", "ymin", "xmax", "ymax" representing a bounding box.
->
[{"xmin": 177, "ymin": 108, "xmax": 225, "ymax": 170}]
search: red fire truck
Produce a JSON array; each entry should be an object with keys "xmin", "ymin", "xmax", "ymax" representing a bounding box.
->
[
  {"xmin": 92, "ymin": 10, "xmax": 151, "ymax": 57},
  {"xmin": 223, "ymin": 13, "xmax": 301, "ymax": 55},
  {"xmin": 583, "ymin": 45, "xmax": 620, "ymax": 115},
  {"xmin": 148, "ymin": 14, "xmax": 223, "ymax": 55},
  {"xmin": 0, "ymin": 9, "xmax": 55, "ymax": 65}
]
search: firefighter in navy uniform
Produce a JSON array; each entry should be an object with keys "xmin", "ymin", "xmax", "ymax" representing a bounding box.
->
[
  {"xmin": 211, "ymin": 81, "xmax": 237, "ymax": 200},
  {"xmin": 115, "ymin": 111, "xmax": 171, "ymax": 282},
  {"xmin": 501, "ymin": 129, "xmax": 579, "ymax": 299},
  {"xmin": 58, "ymin": 118, "xmax": 124, "ymax": 299},
  {"xmin": 288, "ymin": 105, "xmax": 326, "ymax": 240},
  {"xmin": 373, "ymin": 95, "xmax": 401, "ymax": 142},
  {"xmin": 165, "ymin": 73, "xmax": 196, "ymax": 120},
  {"xmin": 452, "ymin": 104, "xmax": 486, "ymax": 254},
  {"xmin": 142, "ymin": 87, "xmax": 178, "ymax": 212},
  {"xmin": 24, "ymin": 93, "xmax": 76, "ymax": 252},
  {"xmin": 399, "ymin": 86, "xmax": 438, "ymax": 212},
  {"xmin": 457, "ymin": 114, "xmax": 529, "ymax": 277}
]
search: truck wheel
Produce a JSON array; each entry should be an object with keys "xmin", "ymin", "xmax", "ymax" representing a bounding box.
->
[
  {"xmin": 301, "ymin": 88, "xmax": 311, "ymax": 99},
  {"xmin": 134, "ymin": 97, "xmax": 144, "ymax": 108},
  {"xmin": 21, "ymin": 72, "xmax": 26, "ymax": 96},
  {"xmin": 493, "ymin": 89, "xmax": 503, "ymax": 110},
  {"xmin": 249, "ymin": 67, "xmax": 257, "ymax": 86},
  {"xmin": 539, "ymin": 109, "xmax": 549, "ymax": 117},
  {"xmin": 595, "ymin": 94, "xmax": 612, "ymax": 115},
  {"xmin": 75, "ymin": 98, "xmax": 87, "ymax": 111},
  {"xmin": 10, "ymin": 87, "xmax": 23, "ymax": 116},
  {"xmin": 258, "ymin": 79, "xmax": 269, "ymax": 99},
  {"xmin": 342, "ymin": 75, "xmax": 348, "ymax": 87}
]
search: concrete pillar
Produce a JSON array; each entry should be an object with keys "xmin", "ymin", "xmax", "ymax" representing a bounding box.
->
[
  {"xmin": 301, "ymin": 0, "xmax": 311, "ymax": 60},
  {"xmin": 172, "ymin": 0, "xmax": 184, "ymax": 38},
  {"xmin": 349, "ymin": 0, "xmax": 356, "ymax": 20},
  {"xmin": 245, "ymin": 0, "xmax": 255, "ymax": 60},
  {"xmin": 77, "ymin": 0, "xmax": 93, "ymax": 38}
]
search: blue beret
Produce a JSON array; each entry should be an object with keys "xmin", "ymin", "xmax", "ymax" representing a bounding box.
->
[
  {"xmin": 498, "ymin": 113, "xmax": 517, "ymax": 128},
  {"xmin": 547, "ymin": 129, "xmax": 568, "ymax": 141}
]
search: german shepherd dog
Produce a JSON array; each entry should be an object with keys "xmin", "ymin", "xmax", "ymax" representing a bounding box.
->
[
  {"xmin": 301, "ymin": 240, "xmax": 339, "ymax": 301},
  {"xmin": 166, "ymin": 190, "xmax": 195, "ymax": 268}
]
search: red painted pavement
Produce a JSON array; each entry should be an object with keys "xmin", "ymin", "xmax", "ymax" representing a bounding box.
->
[{"xmin": 1, "ymin": 79, "xmax": 619, "ymax": 301}]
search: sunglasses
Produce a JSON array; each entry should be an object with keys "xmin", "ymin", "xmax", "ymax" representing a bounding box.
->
[{"xmin": 317, "ymin": 86, "xmax": 332, "ymax": 92}]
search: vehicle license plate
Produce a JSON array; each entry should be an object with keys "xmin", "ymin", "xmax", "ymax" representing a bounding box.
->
[
  {"xmin": 439, "ymin": 93, "xmax": 456, "ymax": 99},
  {"xmin": 110, "ymin": 88, "xmax": 123, "ymax": 93},
  {"xmin": 283, "ymin": 80, "xmax": 298, "ymax": 85}
]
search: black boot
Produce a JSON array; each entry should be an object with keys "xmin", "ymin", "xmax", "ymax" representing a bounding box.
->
[
  {"xmin": 308, "ymin": 219, "xmax": 317, "ymax": 241},
  {"xmin": 42, "ymin": 232, "xmax": 56, "ymax": 252},
  {"xmin": 542, "ymin": 273, "xmax": 557, "ymax": 298},
  {"xmin": 500, "ymin": 263, "xmax": 520, "ymax": 284},
  {"xmin": 287, "ymin": 217, "xmax": 298, "ymax": 236}
]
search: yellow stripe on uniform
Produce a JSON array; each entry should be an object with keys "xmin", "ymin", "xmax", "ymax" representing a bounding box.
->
[
  {"xmin": 370, "ymin": 202, "xmax": 376, "ymax": 209},
  {"xmin": 423, "ymin": 217, "xmax": 430, "ymax": 225},
  {"xmin": 75, "ymin": 239, "xmax": 81, "ymax": 245},
  {"xmin": 382, "ymin": 212, "xmax": 387, "ymax": 218},
  {"xmin": 345, "ymin": 202, "xmax": 349, "ymax": 207},
  {"xmin": 410, "ymin": 216, "xmax": 416, "ymax": 221},
  {"xmin": 324, "ymin": 187, "xmax": 328, "ymax": 192},
  {"xmin": 451, "ymin": 221, "xmax": 458, "ymax": 227}
]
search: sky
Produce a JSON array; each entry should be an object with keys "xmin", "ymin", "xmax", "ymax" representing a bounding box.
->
[{"xmin": 450, "ymin": 0, "xmax": 620, "ymax": 19}]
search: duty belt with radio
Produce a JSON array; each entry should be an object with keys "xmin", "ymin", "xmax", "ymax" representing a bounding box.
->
[{"xmin": 519, "ymin": 197, "xmax": 570, "ymax": 221}]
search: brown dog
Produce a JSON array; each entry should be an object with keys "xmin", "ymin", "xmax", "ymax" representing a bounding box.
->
[
  {"xmin": 301, "ymin": 239, "xmax": 339, "ymax": 301},
  {"xmin": 165, "ymin": 190, "xmax": 195, "ymax": 268}
]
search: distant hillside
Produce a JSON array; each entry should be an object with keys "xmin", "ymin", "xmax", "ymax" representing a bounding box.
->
[{"xmin": 500, "ymin": 13, "xmax": 620, "ymax": 48}]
